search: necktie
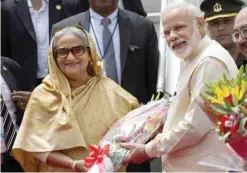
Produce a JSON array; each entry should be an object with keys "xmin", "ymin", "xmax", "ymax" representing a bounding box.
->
[
  {"xmin": 1, "ymin": 96, "xmax": 17, "ymax": 153},
  {"xmin": 101, "ymin": 17, "xmax": 118, "ymax": 83}
]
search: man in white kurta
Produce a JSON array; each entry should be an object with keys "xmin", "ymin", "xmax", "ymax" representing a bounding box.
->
[{"xmin": 122, "ymin": 2, "xmax": 238, "ymax": 172}]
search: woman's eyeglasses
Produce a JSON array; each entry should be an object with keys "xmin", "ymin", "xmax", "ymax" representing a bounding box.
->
[
  {"xmin": 54, "ymin": 45, "xmax": 88, "ymax": 59},
  {"xmin": 231, "ymin": 26, "xmax": 247, "ymax": 43}
]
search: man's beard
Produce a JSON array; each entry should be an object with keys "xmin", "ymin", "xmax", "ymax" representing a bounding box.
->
[
  {"xmin": 171, "ymin": 40, "xmax": 192, "ymax": 59},
  {"xmin": 171, "ymin": 24, "xmax": 201, "ymax": 60}
]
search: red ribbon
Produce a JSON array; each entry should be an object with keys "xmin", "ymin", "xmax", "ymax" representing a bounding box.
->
[{"xmin": 83, "ymin": 144, "xmax": 110, "ymax": 172}]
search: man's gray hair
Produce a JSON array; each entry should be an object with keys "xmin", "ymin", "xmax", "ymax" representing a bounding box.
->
[
  {"xmin": 52, "ymin": 26, "xmax": 89, "ymax": 49},
  {"xmin": 162, "ymin": 2, "xmax": 203, "ymax": 19}
]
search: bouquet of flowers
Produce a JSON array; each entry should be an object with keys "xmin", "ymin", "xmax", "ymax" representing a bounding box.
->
[
  {"xmin": 198, "ymin": 66, "xmax": 247, "ymax": 171},
  {"xmin": 83, "ymin": 98, "xmax": 170, "ymax": 172}
]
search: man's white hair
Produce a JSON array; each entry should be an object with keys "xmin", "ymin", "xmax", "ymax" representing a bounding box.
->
[
  {"xmin": 162, "ymin": 2, "xmax": 203, "ymax": 19},
  {"xmin": 236, "ymin": 6, "xmax": 247, "ymax": 20}
]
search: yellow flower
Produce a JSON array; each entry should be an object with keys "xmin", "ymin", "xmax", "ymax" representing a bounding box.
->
[
  {"xmin": 241, "ymin": 80, "xmax": 247, "ymax": 90},
  {"xmin": 231, "ymin": 87, "xmax": 239, "ymax": 98},
  {"xmin": 211, "ymin": 97, "xmax": 223, "ymax": 104},
  {"xmin": 211, "ymin": 87, "xmax": 230, "ymax": 104},
  {"xmin": 239, "ymin": 80, "xmax": 247, "ymax": 100}
]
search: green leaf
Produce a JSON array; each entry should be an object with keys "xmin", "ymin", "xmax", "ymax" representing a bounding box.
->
[
  {"xmin": 205, "ymin": 82, "xmax": 213, "ymax": 91},
  {"xmin": 209, "ymin": 104, "xmax": 230, "ymax": 114},
  {"xmin": 200, "ymin": 93, "xmax": 211, "ymax": 103},
  {"xmin": 243, "ymin": 73, "xmax": 247, "ymax": 81},
  {"xmin": 155, "ymin": 91, "xmax": 161, "ymax": 101},
  {"xmin": 231, "ymin": 106, "xmax": 240, "ymax": 114},
  {"xmin": 239, "ymin": 117, "xmax": 247, "ymax": 134},
  {"xmin": 239, "ymin": 84, "xmax": 247, "ymax": 101},
  {"xmin": 217, "ymin": 80, "xmax": 222, "ymax": 88},
  {"xmin": 223, "ymin": 73, "xmax": 230, "ymax": 85},
  {"xmin": 232, "ymin": 93, "xmax": 239, "ymax": 107},
  {"xmin": 224, "ymin": 101, "xmax": 233, "ymax": 112},
  {"xmin": 151, "ymin": 94, "xmax": 155, "ymax": 101},
  {"xmin": 239, "ymin": 65, "xmax": 244, "ymax": 78},
  {"xmin": 205, "ymin": 90, "xmax": 215, "ymax": 97},
  {"xmin": 239, "ymin": 105, "xmax": 247, "ymax": 115}
]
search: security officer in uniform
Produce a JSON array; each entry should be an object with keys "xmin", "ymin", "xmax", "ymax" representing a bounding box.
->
[{"xmin": 200, "ymin": 0, "xmax": 246, "ymax": 67}]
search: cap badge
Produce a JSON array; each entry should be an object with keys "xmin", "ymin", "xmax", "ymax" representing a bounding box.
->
[
  {"xmin": 214, "ymin": 3, "xmax": 222, "ymax": 12},
  {"xmin": 2, "ymin": 66, "xmax": 7, "ymax": 72},
  {"xmin": 56, "ymin": 5, "xmax": 62, "ymax": 10}
]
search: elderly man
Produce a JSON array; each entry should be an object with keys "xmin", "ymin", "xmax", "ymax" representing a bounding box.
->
[
  {"xmin": 232, "ymin": 7, "xmax": 247, "ymax": 57},
  {"xmin": 122, "ymin": 2, "xmax": 238, "ymax": 172},
  {"xmin": 200, "ymin": 0, "xmax": 245, "ymax": 67}
]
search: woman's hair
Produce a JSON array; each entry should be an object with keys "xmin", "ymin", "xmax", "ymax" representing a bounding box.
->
[
  {"xmin": 52, "ymin": 26, "xmax": 100, "ymax": 76},
  {"xmin": 52, "ymin": 26, "xmax": 89, "ymax": 50}
]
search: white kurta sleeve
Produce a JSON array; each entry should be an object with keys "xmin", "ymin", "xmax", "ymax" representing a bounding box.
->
[{"xmin": 145, "ymin": 58, "xmax": 230, "ymax": 158}]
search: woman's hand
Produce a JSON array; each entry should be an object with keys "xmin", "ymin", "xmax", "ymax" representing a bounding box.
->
[
  {"xmin": 12, "ymin": 91, "xmax": 32, "ymax": 110},
  {"xmin": 73, "ymin": 160, "xmax": 87, "ymax": 172}
]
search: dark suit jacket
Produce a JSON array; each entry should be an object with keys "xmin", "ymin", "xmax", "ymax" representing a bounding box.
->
[
  {"xmin": 122, "ymin": 0, "xmax": 147, "ymax": 17},
  {"xmin": 1, "ymin": 56, "xmax": 24, "ymax": 126},
  {"xmin": 236, "ymin": 53, "xmax": 247, "ymax": 68},
  {"xmin": 1, "ymin": 0, "xmax": 89, "ymax": 91},
  {"xmin": 52, "ymin": 9, "xmax": 159, "ymax": 104}
]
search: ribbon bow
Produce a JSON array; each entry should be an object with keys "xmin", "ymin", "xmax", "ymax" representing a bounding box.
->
[{"xmin": 84, "ymin": 144, "xmax": 110, "ymax": 172}]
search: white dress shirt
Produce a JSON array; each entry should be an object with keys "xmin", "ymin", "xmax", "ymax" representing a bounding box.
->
[
  {"xmin": 118, "ymin": 0, "xmax": 124, "ymax": 9},
  {"xmin": 27, "ymin": 0, "xmax": 49, "ymax": 78},
  {"xmin": 145, "ymin": 36, "xmax": 238, "ymax": 172},
  {"xmin": 89, "ymin": 8, "xmax": 121, "ymax": 84}
]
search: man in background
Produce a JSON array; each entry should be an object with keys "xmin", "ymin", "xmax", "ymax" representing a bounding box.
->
[
  {"xmin": 233, "ymin": 7, "xmax": 247, "ymax": 57},
  {"xmin": 1, "ymin": 57, "xmax": 25, "ymax": 172},
  {"xmin": 200, "ymin": 0, "xmax": 245, "ymax": 67}
]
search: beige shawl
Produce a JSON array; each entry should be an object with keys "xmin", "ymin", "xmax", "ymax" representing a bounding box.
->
[{"xmin": 13, "ymin": 27, "xmax": 139, "ymax": 172}]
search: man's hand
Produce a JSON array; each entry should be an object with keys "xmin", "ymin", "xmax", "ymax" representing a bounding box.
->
[
  {"xmin": 12, "ymin": 91, "xmax": 31, "ymax": 110},
  {"xmin": 121, "ymin": 143, "xmax": 150, "ymax": 164}
]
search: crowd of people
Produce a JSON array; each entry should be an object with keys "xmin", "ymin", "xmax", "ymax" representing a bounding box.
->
[{"xmin": 1, "ymin": 0, "xmax": 247, "ymax": 172}]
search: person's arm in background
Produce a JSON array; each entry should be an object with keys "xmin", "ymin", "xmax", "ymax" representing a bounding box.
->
[
  {"xmin": 147, "ymin": 22, "xmax": 159, "ymax": 100},
  {"xmin": 145, "ymin": 58, "xmax": 229, "ymax": 157}
]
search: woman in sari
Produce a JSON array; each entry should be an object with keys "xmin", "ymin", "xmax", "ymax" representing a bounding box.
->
[{"xmin": 12, "ymin": 26, "xmax": 139, "ymax": 172}]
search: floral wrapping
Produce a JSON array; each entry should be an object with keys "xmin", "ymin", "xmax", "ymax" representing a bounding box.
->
[
  {"xmin": 199, "ymin": 65, "xmax": 247, "ymax": 171},
  {"xmin": 84, "ymin": 98, "xmax": 170, "ymax": 172}
]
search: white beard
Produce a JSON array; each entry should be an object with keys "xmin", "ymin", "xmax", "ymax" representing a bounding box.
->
[
  {"xmin": 172, "ymin": 22, "xmax": 201, "ymax": 60},
  {"xmin": 172, "ymin": 42, "xmax": 193, "ymax": 59}
]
